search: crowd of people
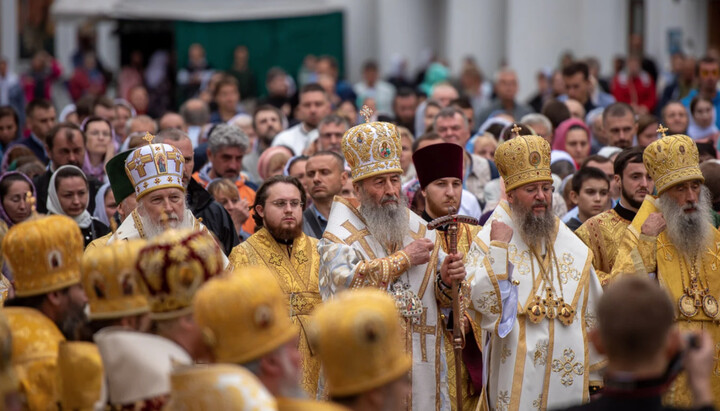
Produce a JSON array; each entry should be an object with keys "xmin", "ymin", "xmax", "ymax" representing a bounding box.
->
[{"xmin": 0, "ymin": 37, "xmax": 719, "ymax": 410}]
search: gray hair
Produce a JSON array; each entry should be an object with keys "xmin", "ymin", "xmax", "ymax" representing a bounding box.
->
[
  {"xmin": 493, "ymin": 67, "xmax": 517, "ymax": 84},
  {"xmin": 318, "ymin": 114, "xmax": 349, "ymax": 130},
  {"xmin": 433, "ymin": 106, "xmax": 469, "ymax": 130},
  {"xmin": 208, "ymin": 124, "xmax": 249, "ymax": 154},
  {"xmin": 520, "ymin": 113, "xmax": 552, "ymax": 133}
]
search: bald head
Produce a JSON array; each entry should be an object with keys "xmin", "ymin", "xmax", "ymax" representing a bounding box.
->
[
  {"xmin": 180, "ymin": 98, "xmax": 210, "ymax": 126},
  {"xmin": 126, "ymin": 115, "xmax": 158, "ymax": 136},
  {"xmin": 431, "ymin": 83, "xmax": 459, "ymax": 108}
]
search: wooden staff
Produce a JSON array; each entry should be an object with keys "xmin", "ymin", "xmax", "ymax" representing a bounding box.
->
[{"xmin": 428, "ymin": 207, "xmax": 479, "ymax": 411}]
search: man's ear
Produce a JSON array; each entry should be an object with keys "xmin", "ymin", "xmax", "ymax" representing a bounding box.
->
[
  {"xmin": 45, "ymin": 290, "xmax": 67, "ymax": 308},
  {"xmin": 614, "ymin": 174, "xmax": 622, "ymax": 187},
  {"xmin": 206, "ymin": 147, "xmax": 213, "ymax": 160},
  {"xmin": 340, "ymin": 171, "xmax": 348, "ymax": 186},
  {"xmin": 588, "ymin": 329, "xmax": 605, "ymax": 355},
  {"xmin": 255, "ymin": 204, "xmax": 265, "ymax": 219},
  {"xmin": 259, "ymin": 351, "xmax": 282, "ymax": 378},
  {"xmin": 569, "ymin": 190, "xmax": 579, "ymax": 205}
]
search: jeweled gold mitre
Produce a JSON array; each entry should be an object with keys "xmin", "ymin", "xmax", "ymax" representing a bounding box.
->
[
  {"xmin": 341, "ymin": 107, "xmax": 402, "ymax": 182},
  {"xmin": 643, "ymin": 126, "xmax": 703, "ymax": 195},
  {"xmin": 136, "ymin": 229, "xmax": 224, "ymax": 320},
  {"xmin": 494, "ymin": 130, "xmax": 552, "ymax": 192},
  {"xmin": 124, "ymin": 133, "xmax": 185, "ymax": 200}
]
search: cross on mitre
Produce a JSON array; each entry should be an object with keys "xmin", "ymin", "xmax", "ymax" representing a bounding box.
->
[
  {"xmin": 656, "ymin": 124, "xmax": 669, "ymax": 138},
  {"xmin": 511, "ymin": 123, "xmax": 522, "ymax": 138},
  {"xmin": 143, "ymin": 132, "xmax": 155, "ymax": 144},
  {"xmin": 360, "ymin": 105, "xmax": 373, "ymax": 123},
  {"xmin": 127, "ymin": 148, "xmax": 153, "ymax": 178}
]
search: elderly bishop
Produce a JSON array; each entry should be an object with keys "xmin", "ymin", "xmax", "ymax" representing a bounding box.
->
[{"xmin": 319, "ymin": 112, "xmax": 514, "ymax": 411}]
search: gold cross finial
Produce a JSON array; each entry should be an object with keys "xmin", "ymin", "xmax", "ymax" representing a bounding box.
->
[
  {"xmin": 143, "ymin": 132, "xmax": 155, "ymax": 144},
  {"xmin": 25, "ymin": 191, "xmax": 36, "ymax": 213},
  {"xmin": 511, "ymin": 123, "xmax": 522, "ymax": 137},
  {"xmin": 160, "ymin": 210, "xmax": 169, "ymax": 230},
  {"xmin": 656, "ymin": 124, "xmax": 669, "ymax": 138},
  {"xmin": 360, "ymin": 105, "xmax": 373, "ymax": 123},
  {"xmin": 109, "ymin": 216, "xmax": 118, "ymax": 233}
]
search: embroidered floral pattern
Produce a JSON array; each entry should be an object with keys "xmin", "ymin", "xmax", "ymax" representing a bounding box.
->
[
  {"xmin": 533, "ymin": 340, "xmax": 549, "ymax": 366},
  {"xmin": 551, "ymin": 348, "xmax": 584, "ymax": 387}
]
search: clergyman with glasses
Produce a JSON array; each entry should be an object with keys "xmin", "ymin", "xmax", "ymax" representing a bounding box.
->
[{"xmin": 227, "ymin": 174, "xmax": 324, "ymax": 398}]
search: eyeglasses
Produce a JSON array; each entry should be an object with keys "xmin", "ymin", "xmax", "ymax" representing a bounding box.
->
[
  {"xmin": 522, "ymin": 184, "xmax": 555, "ymax": 195},
  {"xmin": 270, "ymin": 199, "xmax": 304, "ymax": 209},
  {"xmin": 701, "ymin": 68, "xmax": 719, "ymax": 78}
]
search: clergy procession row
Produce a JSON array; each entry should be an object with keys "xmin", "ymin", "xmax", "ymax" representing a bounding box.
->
[{"xmin": 0, "ymin": 104, "xmax": 718, "ymax": 411}]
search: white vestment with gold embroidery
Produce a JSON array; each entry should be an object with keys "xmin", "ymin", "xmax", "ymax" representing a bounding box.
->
[
  {"xmin": 319, "ymin": 198, "xmax": 451, "ymax": 411},
  {"xmin": 472, "ymin": 201, "xmax": 604, "ymax": 411}
]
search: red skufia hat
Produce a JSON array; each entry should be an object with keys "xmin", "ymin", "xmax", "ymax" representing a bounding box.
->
[{"xmin": 412, "ymin": 143, "xmax": 464, "ymax": 189}]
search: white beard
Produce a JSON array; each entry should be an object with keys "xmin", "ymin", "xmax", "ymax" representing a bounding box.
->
[
  {"xmin": 137, "ymin": 203, "xmax": 195, "ymax": 239},
  {"xmin": 359, "ymin": 193, "xmax": 409, "ymax": 252},
  {"xmin": 657, "ymin": 186, "xmax": 714, "ymax": 258}
]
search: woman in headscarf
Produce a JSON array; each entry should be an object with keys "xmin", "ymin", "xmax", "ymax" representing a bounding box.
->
[
  {"xmin": 0, "ymin": 171, "xmax": 35, "ymax": 289},
  {"xmin": 47, "ymin": 165, "xmax": 109, "ymax": 247},
  {"xmin": 82, "ymin": 116, "xmax": 116, "ymax": 182},
  {"xmin": 552, "ymin": 118, "xmax": 592, "ymax": 169},
  {"xmin": 92, "ymin": 182, "xmax": 117, "ymax": 228}
]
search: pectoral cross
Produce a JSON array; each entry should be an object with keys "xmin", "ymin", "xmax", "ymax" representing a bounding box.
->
[
  {"xmin": 25, "ymin": 191, "xmax": 36, "ymax": 213},
  {"xmin": 412, "ymin": 309, "xmax": 435, "ymax": 362},
  {"xmin": 543, "ymin": 287, "xmax": 559, "ymax": 319}
]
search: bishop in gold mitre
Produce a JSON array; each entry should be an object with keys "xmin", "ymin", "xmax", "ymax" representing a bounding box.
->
[
  {"xmin": 468, "ymin": 126, "xmax": 603, "ymax": 411},
  {"xmin": 227, "ymin": 175, "xmax": 322, "ymax": 398},
  {"xmin": 412, "ymin": 142, "xmax": 483, "ymax": 411},
  {"xmin": 610, "ymin": 126, "xmax": 720, "ymax": 408},
  {"xmin": 574, "ymin": 146, "xmax": 654, "ymax": 285}
]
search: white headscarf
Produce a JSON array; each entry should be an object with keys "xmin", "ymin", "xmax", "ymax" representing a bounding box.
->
[
  {"xmin": 47, "ymin": 165, "xmax": 93, "ymax": 229},
  {"xmin": 93, "ymin": 183, "xmax": 112, "ymax": 226}
]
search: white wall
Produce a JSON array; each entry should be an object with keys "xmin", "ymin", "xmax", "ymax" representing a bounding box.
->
[
  {"xmin": 645, "ymin": 0, "xmax": 708, "ymax": 74},
  {"xmin": 1, "ymin": 0, "xmax": 18, "ymax": 70},
  {"xmin": 506, "ymin": 0, "xmax": 628, "ymax": 101},
  {"xmin": 443, "ymin": 0, "xmax": 506, "ymax": 80}
]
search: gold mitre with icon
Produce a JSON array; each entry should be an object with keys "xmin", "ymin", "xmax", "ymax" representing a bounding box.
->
[
  {"xmin": 82, "ymin": 239, "xmax": 149, "ymax": 321},
  {"xmin": 2, "ymin": 214, "xmax": 84, "ymax": 297},
  {"xmin": 643, "ymin": 124, "xmax": 704, "ymax": 195},
  {"xmin": 341, "ymin": 106, "xmax": 403, "ymax": 182},
  {"xmin": 309, "ymin": 288, "xmax": 411, "ymax": 397},
  {"xmin": 136, "ymin": 229, "xmax": 224, "ymax": 320},
  {"xmin": 194, "ymin": 266, "xmax": 298, "ymax": 364},
  {"xmin": 124, "ymin": 132, "xmax": 185, "ymax": 200},
  {"xmin": 6, "ymin": 307, "xmax": 65, "ymax": 411},
  {"xmin": 494, "ymin": 124, "xmax": 553, "ymax": 192},
  {"xmin": 57, "ymin": 342, "xmax": 104, "ymax": 411},
  {"xmin": 165, "ymin": 364, "xmax": 278, "ymax": 411}
]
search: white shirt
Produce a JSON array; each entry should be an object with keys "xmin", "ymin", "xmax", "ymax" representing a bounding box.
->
[{"xmin": 271, "ymin": 123, "xmax": 318, "ymax": 155}]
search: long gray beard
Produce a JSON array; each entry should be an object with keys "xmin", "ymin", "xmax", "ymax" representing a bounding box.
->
[
  {"xmin": 137, "ymin": 203, "xmax": 194, "ymax": 239},
  {"xmin": 657, "ymin": 186, "xmax": 714, "ymax": 258},
  {"xmin": 511, "ymin": 202, "xmax": 555, "ymax": 248},
  {"xmin": 360, "ymin": 195, "xmax": 409, "ymax": 252}
]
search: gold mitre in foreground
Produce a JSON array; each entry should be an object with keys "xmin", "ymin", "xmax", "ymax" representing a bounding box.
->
[
  {"xmin": 309, "ymin": 288, "xmax": 412, "ymax": 397},
  {"xmin": 494, "ymin": 125, "xmax": 552, "ymax": 192},
  {"xmin": 194, "ymin": 266, "xmax": 298, "ymax": 364},
  {"xmin": 57, "ymin": 342, "xmax": 104, "ymax": 411},
  {"xmin": 165, "ymin": 364, "xmax": 277, "ymax": 411},
  {"xmin": 136, "ymin": 229, "xmax": 224, "ymax": 320},
  {"xmin": 341, "ymin": 107, "xmax": 402, "ymax": 182},
  {"xmin": 3, "ymin": 214, "xmax": 83, "ymax": 297},
  {"xmin": 6, "ymin": 307, "xmax": 65, "ymax": 411},
  {"xmin": 643, "ymin": 125, "xmax": 704, "ymax": 195},
  {"xmin": 82, "ymin": 239, "xmax": 149, "ymax": 320}
]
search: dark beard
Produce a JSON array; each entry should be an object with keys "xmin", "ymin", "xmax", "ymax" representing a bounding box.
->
[
  {"xmin": 60, "ymin": 302, "xmax": 88, "ymax": 340},
  {"xmin": 266, "ymin": 220, "xmax": 303, "ymax": 242},
  {"xmin": 621, "ymin": 185, "xmax": 644, "ymax": 210},
  {"xmin": 511, "ymin": 200, "xmax": 555, "ymax": 247}
]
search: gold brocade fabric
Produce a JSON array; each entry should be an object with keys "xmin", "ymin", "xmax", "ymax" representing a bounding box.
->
[
  {"xmin": 574, "ymin": 209, "xmax": 631, "ymax": 286},
  {"xmin": 610, "ymin": 197, "xmax": 720, "ymax": 408},
  {"xmin": 85, "ymin": 232, "xmax": 112, "ymax": 252},
  {"xmin": 435, "ymin": 223, "xmax": 482, "ymax": 411},
  {"xmin": 276, "ymin": 397, "xmax": 350, "ymax": 411},
  {"xmin": 228, "ymin": 228, "xmax": 322, "ymax": 398}
]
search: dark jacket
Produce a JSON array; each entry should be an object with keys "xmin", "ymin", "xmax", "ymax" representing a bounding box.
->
[
  {"xmin": 187, "ymin": 178, "xmax": 239, "ymax": 256},
  {"xmin": 302, "ymin": 205, "xmax": 327, "ymax": 239},
  {"xmin": 19, "ymin": 134, "xmax": 48, "ymax": 164},
  {"xmin": 81, "ymin": 218, "xmax": 110, "ymax": 248},
  {"xmin": 33, "ymin": 168, "xmax": 102, "ymax": 214}
]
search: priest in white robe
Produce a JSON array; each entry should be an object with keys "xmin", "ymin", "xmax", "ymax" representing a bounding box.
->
[
  {"xmin": 468, "ymin": 127, "xmax": 604, "ymax": 411},
  {"xmin": 318, "ymin": 116, "xmax": 517, "ymax": 411}
]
